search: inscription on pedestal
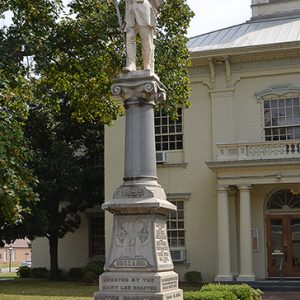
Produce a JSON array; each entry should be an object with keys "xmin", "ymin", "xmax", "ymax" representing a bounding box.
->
[
  {"xmin": 155, "ymin": 222, "xmax": 172, "ymax": 267},
  {"xmin": 100, "ymin": 272, "xmax": 178, "ymax": 294},
  {"xmin": 161, "ymin": 277, "xmax": 178, "ymax": 291},
  {"xmin": 113, "ymin": 259, "xmax": 149, "ymax": 268},
  {"xmin": 123, "ymin": 297, "xmax": 160, "ymax": 300},
  {"xmin": 95, "ymin": 290, "xmax": 183, "ymax": 300}
]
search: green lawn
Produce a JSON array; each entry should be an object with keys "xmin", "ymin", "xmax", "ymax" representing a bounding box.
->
[
  {"xmin": 0, "ymin": 262, "xmax": 21, "ymax": 268},
  {"xmin": 0, "ymin": 279, "xmax": 98, "ymax": 300},
  {"xmin": 0, "ymin": 272, "xmax": 17, "ymax": 279}
]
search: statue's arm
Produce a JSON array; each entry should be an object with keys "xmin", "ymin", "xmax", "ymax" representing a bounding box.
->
[{"xmin": 149, "ymin": 0, "xmax": 165, "ymax": 10}]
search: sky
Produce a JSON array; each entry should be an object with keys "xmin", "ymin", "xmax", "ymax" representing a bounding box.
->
[
  {"xmin": 1, "ymin": 0, "xmax": 253, "ymax": 37},
  {"xmin": 186, "ymin": 0, "xmax": 252, "ymax": 37}
]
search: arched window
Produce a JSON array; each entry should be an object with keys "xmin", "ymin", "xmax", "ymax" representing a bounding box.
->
[{"xmin": 267, "ymin": 189, "xmax": 300, "ymax": 210}]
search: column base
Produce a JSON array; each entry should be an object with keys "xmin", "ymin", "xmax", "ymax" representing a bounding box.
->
[
  {"xmin": 214, "ymin": 274, "xmax": 233, "ymax": 282},
  {"xmin": 236, "ymin": 274, "xmax": 256, "ymax": 282}
]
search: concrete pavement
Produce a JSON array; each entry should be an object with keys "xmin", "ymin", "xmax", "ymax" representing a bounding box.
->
[{"xmin": 263, "ymin": 292, "xmax": 300, "ymax": 300}]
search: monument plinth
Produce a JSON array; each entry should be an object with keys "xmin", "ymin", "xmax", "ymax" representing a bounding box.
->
[{"xmin": 94, "ymin": 71, "xmax": 183, "ymax": 300}]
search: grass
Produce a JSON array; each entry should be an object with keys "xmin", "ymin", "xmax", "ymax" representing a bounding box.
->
[
  {"xmin": 0, "ymin": 279, "xmax": 98, "ymax": 300},
  {"xmin": 0, "ymin": 262, "xmax": 21, "ymax": 268},
  {"xmin": 0, "ymin": 271, "xmax": 17, "ymax": 279}
]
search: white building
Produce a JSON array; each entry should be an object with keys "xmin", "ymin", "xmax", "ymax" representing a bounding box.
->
[{"xmin": 33, "ymin": 0, "xmax": 300, "ymax": 282}]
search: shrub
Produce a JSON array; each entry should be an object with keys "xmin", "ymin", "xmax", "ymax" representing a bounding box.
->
[
  {"xmin": 17, "ymin": 266, "xmax": 32, "ymax": 278},
  {"xmin": 31, "ymin": 267, "xmax": 49, "ymax": 278},
  {"xmin": 82, "ymin": 261, "xmax": 104, "ymax": 283},
  {"xmin": 201, "ymin": 284, "xmax": 263, "ymax": 300},
  {"xmin": 184, "ymin": 290, "xmax": 237, "ymax": 300},
  {"xmin": 68, "ymin": 267, "xmax": 83, "ymax": 279},
  {"xmin": 83, "ymin": 270, "xmax": 98, "ymax": 283},
  {"xmin": 83, "ymin": 261, "xmax": 104, "ymax": 277},
  {"xmin": 184, "ymin": 271, "xmax": 202, "ymax": 284}
]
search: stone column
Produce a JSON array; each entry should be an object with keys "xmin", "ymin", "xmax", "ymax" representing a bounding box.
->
[
  {"xmin": 94, "ymin": 70, "xmax": 183, "ymax": 300},
  {"xmin": 215, "ymin": 186, "xmax": 233, "ymax": 282},
  {"xmin": 124, "ymin": 96, "xmax": 156, "ymax": 180},
  {"xmin": 237, "ymin": 185, "xmax": 255, "ymax": 282}
]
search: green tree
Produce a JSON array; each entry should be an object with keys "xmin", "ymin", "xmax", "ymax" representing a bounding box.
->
[
  {"xmin": 2, "ymin": 0, "xmax": 194, "ymax": 121},
  {"xmin": 0, "ymin": 74, "xmax": 38, "ymax": 243},
  {"xmin": 28, "ymin": 102, "xmax": 103, "ymax": 280},
  {"xmin": 1, "ymin": 0, "xmax": 193, "ymax": 276},
  {"xmin": 4, "ymin": 101, "xmax": 104, "ymax": 279}
]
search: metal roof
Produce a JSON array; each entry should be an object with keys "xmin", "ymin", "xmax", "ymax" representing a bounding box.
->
[{"xmin": 188, "ymin": 16, "xmax": 300, "ymax": 53}]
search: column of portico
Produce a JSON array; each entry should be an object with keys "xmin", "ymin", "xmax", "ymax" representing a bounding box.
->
[
  {"xmin": 237, "ymin": 185, "xmax": 255, "ymax": 282},
  {"xmin": 215, "ymin": 186, "xmax": 233, "ymax": 282}
]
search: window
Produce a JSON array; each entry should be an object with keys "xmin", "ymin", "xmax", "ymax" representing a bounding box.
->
[
  {"xmin": 267, "ymin": 189, "xmax": 300, "ymax": 210},
  {"xmin": 264, "ymin": 97, "xmax": 300, "ymax": 141},
  {"xmin": 89, "ymin": 214, "xmax": 105, "ymax": 257},
  {"xmin": 167, "ymin": 200, "xmax": 185, "ymax": 247},
  {"xmin": 155, "ymin": 108, "xmax": 183, "ymax": 151}
]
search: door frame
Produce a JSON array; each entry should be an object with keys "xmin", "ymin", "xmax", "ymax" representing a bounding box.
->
[{"xmin": 266, "ymin": 214, "xmax": 300, "ymax": 277}]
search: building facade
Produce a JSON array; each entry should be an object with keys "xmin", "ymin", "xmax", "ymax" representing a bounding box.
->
[
  {"xmin": 32, "ymin": 209, "xmax": 104, "ymax": 271},
  {"xmin": 106, "ymin": 0, "xmax": 300, "ymax": 282},
  {"xmin": 0, "ymin": 239, "xmax": 31, "ymax": 265},
  {"xmin": 33, "ymin": 0, "xmax": 300, "ymax": 282}
]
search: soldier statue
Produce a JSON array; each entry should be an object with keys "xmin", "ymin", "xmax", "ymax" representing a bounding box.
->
[{"xmin": 122, "ymin": 0, "xmax": 165, "ymax": 72}]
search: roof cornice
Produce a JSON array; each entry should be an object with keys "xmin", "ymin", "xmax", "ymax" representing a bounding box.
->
[{"xmin": 190, "ymin": 41, "xmax": 300, "ymax": 64}]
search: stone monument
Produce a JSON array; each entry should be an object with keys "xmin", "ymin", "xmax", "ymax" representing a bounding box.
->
[{"xmin": 94, "ymin": 1, "xmax": 183, "ymax": 299}]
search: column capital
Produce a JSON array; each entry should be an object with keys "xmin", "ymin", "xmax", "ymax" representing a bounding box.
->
[
  {"xmin": 111, "ymin": 70, "xmax": 166, "ymax": 104},
  {"xmin": 216, "ymin": 185, "xmax": 230, "ymax": 192},
  {"xmin": 238, "ymin": 185, "xmax": 252, "ymax": 191}
]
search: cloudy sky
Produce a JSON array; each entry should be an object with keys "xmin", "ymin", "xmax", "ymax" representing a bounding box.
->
[{"xmin": 186, "ymin": 0, "xmax": 252, "ymax": 37}]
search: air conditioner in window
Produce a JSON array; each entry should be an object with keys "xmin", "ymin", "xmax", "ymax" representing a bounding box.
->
[
  {"xmin": 170, "ymin": 248, "xmax": 186, "ymax": 262},
  {"xmin": 156, "ymin": 151, "xmax": 167, "ymax": 164}
]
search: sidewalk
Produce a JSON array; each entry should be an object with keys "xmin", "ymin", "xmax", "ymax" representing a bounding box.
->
[{"xmin": 263, "ymin": 292, "xmax": 300, "ymax": 300}]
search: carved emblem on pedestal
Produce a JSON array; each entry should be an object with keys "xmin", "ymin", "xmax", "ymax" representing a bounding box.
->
[{"xmin": 116, "ymin": 225, "xmax": 128, "ymax": 244}]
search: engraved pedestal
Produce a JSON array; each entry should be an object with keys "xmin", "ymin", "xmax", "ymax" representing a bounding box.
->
[{"xmin": 94, "ymin": 71, "xmax": 183, "ymax": 300}]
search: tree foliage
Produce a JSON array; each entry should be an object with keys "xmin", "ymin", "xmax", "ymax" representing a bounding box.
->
[
  {"xmin": 0, "ymin": 0, "xmax": 194, "ymax": 275},
  {"xmin": 0, "ymin": 70, "xmax": 38, "ymax": 237},
  {"xmin": 156, "ymin": 0, "xmax": 194, "ymax": 116},
  {"xmin": 3, "ymin": 101, "xmax": 104, "ymax": 279},
  {"xmin": 2, "ymin": 0, "xmax": 194, "ymax": 121}
]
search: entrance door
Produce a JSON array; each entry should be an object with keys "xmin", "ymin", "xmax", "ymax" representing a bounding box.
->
[{"xmin": 267, "ymin": 215, "xmax": 300, "ymax": 277}]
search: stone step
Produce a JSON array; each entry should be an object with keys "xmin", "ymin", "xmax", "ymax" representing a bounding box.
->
[{"xmin": 248, "ymin": 280, "xmax": 300, "ymax": 292}]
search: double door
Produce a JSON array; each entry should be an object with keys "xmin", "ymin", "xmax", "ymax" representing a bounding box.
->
[{"xmin": 267, "ymin": 215, "xmax": 300, "ymax": 277}]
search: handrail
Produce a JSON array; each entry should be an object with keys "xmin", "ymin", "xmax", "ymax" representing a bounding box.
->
[
  {"xmin": 272, "ymin": 251, "xmax": 284, "ymax": 290},
  {"xmin": 217, "ymin": 140, "xmax": 300, "ymax": 161}
]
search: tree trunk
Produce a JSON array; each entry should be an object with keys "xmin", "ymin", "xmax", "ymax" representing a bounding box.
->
[{"xmin": 48, "ymin": 235, "xmax": 59, "ymax": 280}]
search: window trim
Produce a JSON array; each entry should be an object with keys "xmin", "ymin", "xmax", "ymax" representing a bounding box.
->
[
  {"xmin": 263, "ymin": 96, "xmax": 300, "ymax": 141},
  {"xmin": 256, "ymin": 85, "xmax": 300, "ymax": 141},
  {"xmin": 87, "ymin": 213, "xmax": 105, "ymax": 259},
  {"xmin": 154, "ymin": 108, "xmax": 184, "ymax": 152},
  {"xmin": 166, "ymin": 193, "xmax": 190, "ymax": 250},
  {"xmin": 167, "ymin": 200, "xmax": 185, "ymax": 248},
  {"xmin": 255, "ymin": 85, "xmax": 300, "ymax": 102}
]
